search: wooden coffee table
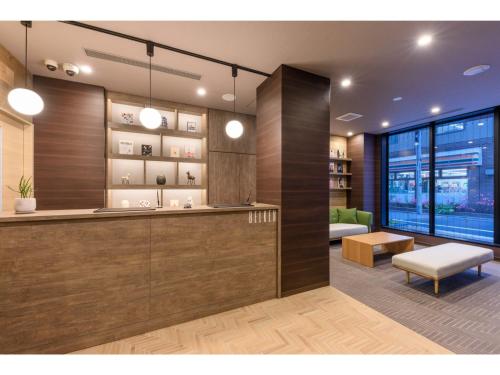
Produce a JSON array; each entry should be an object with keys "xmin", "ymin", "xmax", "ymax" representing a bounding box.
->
[{"xmin": 342, "ymin": 232, "xmax": 414, "ymax": 267}]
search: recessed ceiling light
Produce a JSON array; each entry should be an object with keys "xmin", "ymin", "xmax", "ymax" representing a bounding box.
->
[
  {"xmin": 417, "ymin": 34, "xmax": 433, "ymax": 47},
  {"xmin": 483, "ymin": 146, "xmax": 487, "ymax": 149},
  {"xmin": 431, "ymin": 106, "xmax": 441, "ymax": 114},
  {"xmin": 477, "ymin": 122, "xmax": 484, "ymax": 126},
  {"xmin": 463, "ymin": 64, "xmax": 490, "ymax": 77},
  {"xmin": 468, "ymin": 141, "xmax": 473, "ymax": 144},
  {"xmin": 197, "ymin": 87, "xmax": 206, "ymax": 96},
  {"xmin": 382, "ymin": 121, "xmax": 390, "ymax": 128},
  {"xmin": 222, "ymin": 93, "xmax": 235, "ymax": 101},
  {"xmin": 79, "ymin": 65, "xmax": 92, "ymax": 74},
  {"xmin": 340, "ymin": 78, "xmax": 352, "ymax": 88},
  {"xmin": 393, "ymin": 96, "xmax": 403, "ymax": 102},
  {"xmin": 347, "ymin": 131, "xmax": 353, "ymax": 137}
]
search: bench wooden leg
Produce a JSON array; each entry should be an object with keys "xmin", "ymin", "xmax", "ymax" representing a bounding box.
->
[
  {"xmin": 434, "ymin": 279, "xmax": 439, "ymax": 295},
  {"xmin": 478, "ymin": 264, "xmax": 482, "ymax": 277},
  {"xmin": 406, "ymin": 271, "xmax": 411, "ymax": 284}
]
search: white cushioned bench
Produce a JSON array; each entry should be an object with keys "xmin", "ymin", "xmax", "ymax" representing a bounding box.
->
[
  {"xmin": 329, "ymin": 223, "xmax": 368, "ymax": 240},
  {"xmin": 392, "ymin": 243, "xmax": 494, "ymax": 295}
]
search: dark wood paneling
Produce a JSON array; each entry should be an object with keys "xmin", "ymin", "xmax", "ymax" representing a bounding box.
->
[
  {"xmin": 208, "ymin": 108, "xmax": 256, "ymax": 154},
  {"xmin": 257, "ymin": 65, "xmax": 330, "ymax": 296},
  {"xmin": 347, "ymin": 133, "xmax": 377, "ymax": 221},
  {"xmin": 208, "ymin": 151, "xmax": 240, "ymax": 203},
  {"xmin": 33, "ymin": 76, "xmax": 105, "ymax": 209},
  {"xmin": 239, "ymin": 154, "xmax": 256, "ymax": 203}
]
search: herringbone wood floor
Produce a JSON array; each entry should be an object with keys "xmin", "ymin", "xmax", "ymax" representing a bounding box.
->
[{"xmin": 74, "ymin": 287, "xmax": 451, "ymax": 354}]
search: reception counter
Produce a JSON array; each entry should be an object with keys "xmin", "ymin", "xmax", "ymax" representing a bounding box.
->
[{"xmin": 0, "ymin": 204, "xmax": 279, "ymax": 353}]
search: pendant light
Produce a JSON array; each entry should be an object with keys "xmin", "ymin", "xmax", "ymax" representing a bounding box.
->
[
  {"xmin": 7, "ymin": 21, "xmax": 44, "ymax": 116},
  {"xmin": 225, "ymin": 65, "xmax": 244, "ymax": 139},
  {"xmin": 140, "ymin": 42, "xmax": 161, "ymax": 129}
]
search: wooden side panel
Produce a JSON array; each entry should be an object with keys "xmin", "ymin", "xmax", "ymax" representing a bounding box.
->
[
  {"xmin": 208, "ymin": 151, "xmax": 240, "ymax": 204},
  {"xmin": 0, "ymin": 218, "xmax": 150, "ymax": 354},
  {"xmin": 150, "ymin": 212, "xmax": 277, "ymax": 317},
  {"xmin": 347, "ymin": 134, "xmax": 364, "ymax": 209},
  {"xmin": 33, "ymin": 76, "xmax": 105, "ymax": 209},
  {"xmin": 257, "ymin": 65, "xmax": 330, "ymax": 296},
  {"xmin": 256, "ymin": 67, "xmax": 282, "ymax": 206},
  {"xmin": 208, "ymin": 108, "xmax": 256, "ymax": 154},
  {"xmin": 280, "ymin": 66, "xmax": 330, "ymax": 295}
]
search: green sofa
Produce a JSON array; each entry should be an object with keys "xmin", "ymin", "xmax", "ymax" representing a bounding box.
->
[{"xmin": 329, "ymin": 208, "xmax": 373, "ymax": 240}]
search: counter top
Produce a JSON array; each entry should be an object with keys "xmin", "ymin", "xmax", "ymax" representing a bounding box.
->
[{"xmin": 0, "ymin": 203, "xmax": 279, "ymax": 223}]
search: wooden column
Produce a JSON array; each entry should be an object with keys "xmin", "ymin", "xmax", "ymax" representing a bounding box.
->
[
  {"xmin": 256, "ymin": 65, "xmax": 330, "ymax": 296},
  {"xmin": 348, "ymin": 133, "xmax": 378, "ymax": 223},
  {"xmin": 33, "ymin": 76, "xmax": 105, "ymax": 209}
]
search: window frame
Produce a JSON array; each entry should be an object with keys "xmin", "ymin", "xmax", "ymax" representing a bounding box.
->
[{"xmin": 381, "ymin": 107, "xmax": 499, "ymax": 245}]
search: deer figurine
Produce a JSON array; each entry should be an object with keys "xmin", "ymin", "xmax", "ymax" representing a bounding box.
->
[
  {"xmin": 121, "ymin": 173, "xmax": 131, "ymax": 185},
  {"xmin": 186, "ymin": 171, "xmax": 196, "ymax": 185}
]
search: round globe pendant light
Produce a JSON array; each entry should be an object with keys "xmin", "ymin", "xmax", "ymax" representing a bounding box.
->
[
  {"xmin": 8, "ymin": 21, "xmax": 44, "ymax": 116},
  {"xmin": 140, "ymin": 42, "xmax": 161, "ymax": 130},
  {"xmin": 225, "ymin": 65, "xmax": 244, "ymax": 139}
]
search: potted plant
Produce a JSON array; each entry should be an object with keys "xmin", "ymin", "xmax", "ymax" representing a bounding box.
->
[{"xmin": 8, "ymin": 175, "xmax": 36, "ymax": 214}]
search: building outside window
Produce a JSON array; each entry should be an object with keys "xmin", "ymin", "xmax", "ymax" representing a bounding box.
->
[{"xmin": 385, "ymin": 112, "xmax": 495, "ymax": 244}]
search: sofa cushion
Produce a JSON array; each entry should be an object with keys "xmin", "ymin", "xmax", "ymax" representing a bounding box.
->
[
  {"xmin": 330, "ymin": 223, "xmax": 368, "ymax": 239},
  {"xmin": 338, "ymin": 208, "xmax": 358, "ymax": 224},
  {"xmin": 392, "ymin": 243, "xmax": 494, "ymax": 279},
  {"xmin": 329, "ymin": 208, "xmax": 339, "ymax": 224}
]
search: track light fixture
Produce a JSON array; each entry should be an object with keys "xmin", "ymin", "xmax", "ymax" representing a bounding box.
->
[
  {"xmin": 139, "ymin": 42, "xmax": 161, "ymax": 130},
  {"xmin": 7, "ymin": 21, "xmax": 44, "ymax": 116},
  {"xmin": 225, "ymin": 65, "xmax": 244, "ymax": 139}
]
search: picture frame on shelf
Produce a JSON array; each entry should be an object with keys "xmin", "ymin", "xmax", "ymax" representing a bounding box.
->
[
  {"xmin": 141, "ymin": 144, "xmax": 153, "ymax": 156},
  {"xmin": 120, "ymin": 112, "xmax": 134, "ymax": 125},
  {"xmin": 337, "ymin": 162, "xmax": 343, "ymax": 173},
  {"xmin": 118, "ymin": 140, "xmax": 134, "ymax": 155},
  {"xmin": 186, "ymin": 121, "xmax": 197, "ymax": 132},
  {"xmin": 161, "ymin": 115, "xmax": 169, "ymax": 128}
]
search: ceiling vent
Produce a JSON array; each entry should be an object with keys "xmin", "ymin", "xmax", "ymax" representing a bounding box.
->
[
  {"xmin": 336, "ymin": 112, "xmax": 363, "ymax": 122},
  {"xmin": 84, "ymin": 48, "xmax": 202, "ymax": 80}
]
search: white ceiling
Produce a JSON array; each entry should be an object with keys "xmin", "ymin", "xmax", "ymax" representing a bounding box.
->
[{"xmin": 1, "ymin": 21, "xmax": 500, "ymax": 136}]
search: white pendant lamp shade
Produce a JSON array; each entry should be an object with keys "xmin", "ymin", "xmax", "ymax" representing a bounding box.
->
[
  {"xmin": 139, "ymin": 107, "xmax": 162, "ymax": 129},
  {"xmin": 225, "ymin": 119, "xmax": 244, "ymax": 139},
  {"xmin": 8, "ymin": 88, "xmax": 44, "ymax": 116}
]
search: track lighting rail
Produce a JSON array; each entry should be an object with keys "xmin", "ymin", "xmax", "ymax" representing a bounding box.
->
[{"xmin": 59, "ymin": 21, "xmax": 271, "ymax": 78}]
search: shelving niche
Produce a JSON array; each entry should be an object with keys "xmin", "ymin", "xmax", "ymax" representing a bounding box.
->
[{"xmin": 106, "ymin": 91, "xmax": 208, "ymax": 208}]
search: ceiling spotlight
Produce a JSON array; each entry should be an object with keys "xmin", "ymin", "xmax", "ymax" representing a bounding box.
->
[
  {"xmin": 417, "ymin": 34, "xmax": 433, "ymax": 47},
  {"xmin": 222, "ymin": 93, "xmax": 235, "ymax": 101},
  {"xmin": 463, "ymin": 64, "xmax": 490, "ymax": 77},
  {"xmin": 347, "ymin": 131, "xmax": 353, "ymax": 137},
  {"xmin": 79, "ymin": 65, "xmax": 92, "ymax": 74},
  {"xmin": 431, "ymin": 106, "xmax": 441, "ymax": 114},
  {"xmin": 478, "ymin": 122, "xmax": 484, "ymax": 126},
  {"xmin": 197, "ymin": 87, "xmax": 207, "ymax": 96},
  {"xmin": 393, "ymin": 96, "xmax": 403, "ymax": 102},
  {"xmin": 340, "ymin": 78, "xmax": 352, "ymax": 88},
  {"xmin": 382, "ymin": 121, "xmax": 390, "ymax": 128},
  {"xmin": 468, "ymin": 141, "xmax": 473, "ymax": 144}
]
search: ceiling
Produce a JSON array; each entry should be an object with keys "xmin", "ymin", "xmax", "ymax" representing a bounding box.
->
[{"xmin": 0, "ymin": 21, "xmax": 499, "ymax": 136}]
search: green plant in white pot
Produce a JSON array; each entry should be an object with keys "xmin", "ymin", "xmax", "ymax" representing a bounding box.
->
[{"xmin": 9, "ymin": 176, "xmax": 36, "ymax": 214}]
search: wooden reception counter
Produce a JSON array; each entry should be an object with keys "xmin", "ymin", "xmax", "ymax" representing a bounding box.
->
[{"xmin": 0, "ymin": 204, "xmax": 279, "ymax": 353}]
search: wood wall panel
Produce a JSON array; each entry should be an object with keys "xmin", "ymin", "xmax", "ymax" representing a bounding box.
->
[
  {"xmin": 208, "ymin": 108, "xmax": 256, "ymax": 154},
  {"xmin": 33, "ymin": 76, "xmax": 105, "ymax": 209},
  {"xmin": 208, "ymin": 108, "xmax": 256, "ymax": 204},
  {"xmin": 0, "ymin": 218, "xmax": 150, "ymax": 353},
  {"xmin": 257, "ymin": 65, "xmax": 330, "ymax": 296},
  {"xmin": 347, "ymin": 133, "xmax": 377, "ymax": 218}
]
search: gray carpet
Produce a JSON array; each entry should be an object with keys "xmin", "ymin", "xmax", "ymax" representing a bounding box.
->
[{"xmin": 330, "ymin": 243, "xmax": 500, "ymax": 354}]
